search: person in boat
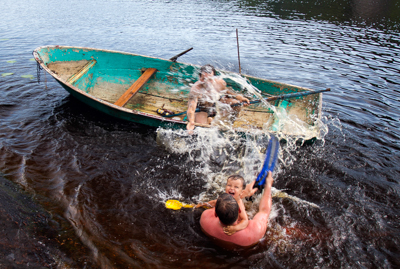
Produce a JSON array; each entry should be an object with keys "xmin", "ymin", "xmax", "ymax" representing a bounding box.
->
[
  {"xmin": 200, "ymin": 171, "xmax": 274, "ymax": 248},
  {"xmin": 196, "ymin": 175, "xmax": 250, "ymax": 235},
  {"xmin": 186, "ymin": 64, "xmax": 250, "ymax": 132}
]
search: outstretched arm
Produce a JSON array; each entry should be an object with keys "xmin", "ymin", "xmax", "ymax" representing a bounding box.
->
[
  {"xmin": 225, "ymin": 88, "xmax": 250, "ymax": 105},
  {"xmin": 258, "ymin": 172, "xmax": 273, "ymax": 214},
  {"xmin": 243, "ymin": 171, "xmax": 273, "ymax": 242},
  {"xmin": 195, "ymin": 199, "xmax": 216, "ymax": 209},
  {"xmin": 186, "ymin": 98, "xmax": 197, "ymax": 132}
]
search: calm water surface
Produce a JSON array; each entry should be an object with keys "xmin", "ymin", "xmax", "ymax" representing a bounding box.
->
[{"xmin": 0, "ymin": 0, "xmax": 399, "ymax": 268}]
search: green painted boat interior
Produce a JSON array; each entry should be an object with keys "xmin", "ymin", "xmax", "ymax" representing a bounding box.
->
[{"xmin": 34, "ymin": 46, "xmax": 322, "ymax": 139}]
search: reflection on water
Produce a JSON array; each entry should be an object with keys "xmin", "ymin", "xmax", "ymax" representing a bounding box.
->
[
  {"xmin": 237, "ymin": 0, "xmax": 399, "ymax": 30},
  {"xmin": 0, "ymin": 0, "xmax": 399, "ymax": 268}
]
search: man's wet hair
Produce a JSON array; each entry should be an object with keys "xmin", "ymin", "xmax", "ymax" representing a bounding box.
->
[
  {"xmin": 200, "ymin": 64, "xmax": 216, "ymax": 75},
  {"xmin": 227, "ymin": 174, "xmax": 246, "ymax": 190},
  {"xmin": 215, "ymin": 193, "xmax": 239, "ymax": 225}
]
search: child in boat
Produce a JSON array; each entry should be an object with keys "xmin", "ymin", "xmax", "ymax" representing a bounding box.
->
[
  {"xmin": 196, "ymin": 175, "xmax": 249, "ymax": 235},
  {"xmin": 186, "ymin": 64, "xmax": 250, "ymax": 133}
]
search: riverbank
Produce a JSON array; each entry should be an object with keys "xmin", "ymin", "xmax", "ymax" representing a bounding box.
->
[{"xmin": 0, "ymin": 175, "xmax": 94, "ymax": 267}]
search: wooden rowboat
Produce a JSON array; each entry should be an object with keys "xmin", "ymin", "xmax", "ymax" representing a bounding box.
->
[{"xmin": 33, "ymin": 45, "xmax": 325, "ymax": 140}]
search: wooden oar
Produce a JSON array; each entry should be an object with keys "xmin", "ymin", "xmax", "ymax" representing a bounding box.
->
[
  {"xmin": 165, "ymin": 200, "xmax": 194, "ymax": 210},
  {"xmin": 232, "ymin": 88, "xmax": 331, "ymax": 107},
  {"xmin": 169, "ymin": 47, "xmax": 193, "ymax": 62},
  {"xmin": 260, "ymin": 88, "xmax": 330, "ymax": 102},
  {"xmin": 160, "ymin": 88, "xmax": 328, "ymax": 118}
]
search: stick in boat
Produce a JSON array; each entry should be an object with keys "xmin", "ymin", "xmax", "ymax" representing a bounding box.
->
[
  {"xmin": 169, "ymin": 47, "xmax": 194, "ymax": 62},
  {"xmin": 236, "ymin": 29, "xmax": 241, "ymax": 74}
]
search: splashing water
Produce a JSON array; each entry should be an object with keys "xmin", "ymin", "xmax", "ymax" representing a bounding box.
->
[
  {"xmin": 155, "ymin": 70, "xmax": 343, "ymax": 255},
  {"xmin": 219, "ymin": 72, "xmax": 271, "ymax": 107},
  {"xmin": 156, "ymin": 71, "xmax": 335, "ymax": 211},
  {"xmin": 156, "ymin": 125, "xmax": 325, "ymax": 218},
  {"xmin": 217, "ymin": 72, "xmax": 326, "ymax": 141}
]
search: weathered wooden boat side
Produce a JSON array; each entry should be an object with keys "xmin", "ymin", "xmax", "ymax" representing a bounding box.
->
[{"xmin": 33, "ymin": 45, "xmax": 323, "ymax": 139}]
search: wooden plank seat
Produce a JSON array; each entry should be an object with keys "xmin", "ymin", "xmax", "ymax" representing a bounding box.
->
[
  {"xmin": 66, "ymin": 59, "xmax": 97, "ymax": 85},
  {"xmin": 114, "ymin": 68, "xmax": 157, "ymax": 107}
]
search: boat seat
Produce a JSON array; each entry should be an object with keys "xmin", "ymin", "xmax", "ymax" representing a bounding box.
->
[
  {"xmin": 67, "ymin": 59, "xmax": 97, "ymax": 85},
  {"xmin": 114, "ymin": 68, "xmax": 157, "ymax": 107}
]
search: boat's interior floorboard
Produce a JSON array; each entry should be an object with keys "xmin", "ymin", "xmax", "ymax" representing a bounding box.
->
[
  {"xmin": 47, "ymin": 60, "xmax": 90, "ymax": 82},
  {"xmin": 125, "ymin": 92, "xmax": 188, "ymax": 119},
  {"xmin": 89, "ymin": 81, "xmax": 129, "ymax": 103},
  {"xmin": 233, "ymin": 110, "xmax": 272, "ymax": 129}
]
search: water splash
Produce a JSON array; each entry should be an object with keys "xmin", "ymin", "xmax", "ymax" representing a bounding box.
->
[
  {"xmin": 155, "ymin": 70, "xmax": 334, "ymax": 206},
  {"xmin": 219, "ymin": 72, "xmax": 271, "ymax": 106},
  {"xmin": 155, "ymin": 71, "xmax": 342, "ymax": 251},
  {"xmin": 218, "ymin": 72, "xmax": 325, "ymax": 141}
]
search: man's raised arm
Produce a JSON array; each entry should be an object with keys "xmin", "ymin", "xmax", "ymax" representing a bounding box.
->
[{"xmin": 258, "ymin": 171, "xmax": 273, "ymax": 214}]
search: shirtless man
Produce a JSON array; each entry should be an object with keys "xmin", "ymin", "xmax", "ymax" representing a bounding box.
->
[
  {"xmin": 186, "ymin": 64, "xmax": 250, "ymax": 132},
  {"xmin": 196, "ymin": 175, "xmax": 249, "ymax": 235},
  {"xmin": 200, "ymin": 171, "xmax": 274, "ymax": 248}
]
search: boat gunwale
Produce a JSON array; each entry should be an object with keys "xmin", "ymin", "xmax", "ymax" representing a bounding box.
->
[{"xmin": 33, "ymin": 45, "xmax": 320, "ymax": 93}]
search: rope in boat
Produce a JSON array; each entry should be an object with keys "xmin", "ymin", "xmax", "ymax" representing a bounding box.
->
[
  {"xmin": 36, "ymin": 61, "xmax": 47, "ymax": 89},
  {"xmin": 36, "ymin": 62, "xmax": 42, "ymax": 84}
]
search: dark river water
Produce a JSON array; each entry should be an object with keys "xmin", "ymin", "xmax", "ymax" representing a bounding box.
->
[{"xmin": 1, "ymin": 0, "xmax": 399, "ymax": 268}]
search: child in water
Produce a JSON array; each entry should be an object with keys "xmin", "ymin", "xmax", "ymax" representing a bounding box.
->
[{"xmin": 196, "ymin": 175, "xmax": 249, "ymax": 235}]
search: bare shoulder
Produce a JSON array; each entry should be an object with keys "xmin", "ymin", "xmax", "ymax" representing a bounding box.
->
[
  {"xmin": 216, "ymin": 77, "xmax": 227, "ymax": 86},
  {"xmin": 200, "ymin": 208, "xmax": 217, "ymax": 232},
  {"xmin": 191, "ymin": 80, "xmax": 203, "ymax": 90},
  {"xmin": 200, "ymin": 208, "xmax": 215, "ymax": 222},
  {"xmin": 189, "ymin": 81, "xmax": 202, "ymax": 99}
]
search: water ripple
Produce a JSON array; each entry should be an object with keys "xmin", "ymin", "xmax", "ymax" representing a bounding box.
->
[{"xmin": 0, "ymin": 0, "xmax": 399, "ymax": 268}]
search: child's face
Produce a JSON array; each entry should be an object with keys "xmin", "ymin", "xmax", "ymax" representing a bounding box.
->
[
  {"xmin": 225, "ymin": 178, "xmax": 244, "ymax": 201},
  {"xmin": 200, "ymin": 71, "xmax": 214, "ymax": 81}
]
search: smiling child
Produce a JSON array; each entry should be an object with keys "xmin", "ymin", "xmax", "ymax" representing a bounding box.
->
[{"xmin": 196, "ymin": 175, "xmax": 249, "ymax": 235}]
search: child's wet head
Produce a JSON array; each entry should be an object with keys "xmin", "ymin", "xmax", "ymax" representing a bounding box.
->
[
  {"xmin": 226, "ymin": 175, "xmax": 245, "ymax": 190},
  {"xmin": 225, "ymin": 175, "xmax": 245, "ymax": 200}
]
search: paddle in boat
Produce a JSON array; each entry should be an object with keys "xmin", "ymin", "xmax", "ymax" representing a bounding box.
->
[{"xmin": 33, "ymin": 45, "xmax": 328, "ymax": 141}]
